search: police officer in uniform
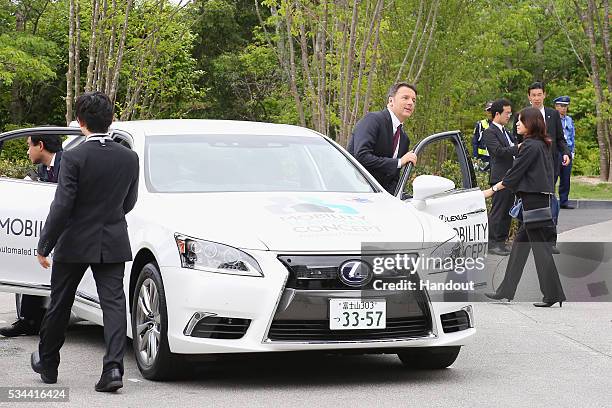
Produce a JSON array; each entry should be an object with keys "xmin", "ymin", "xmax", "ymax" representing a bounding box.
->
[{"xmin": 553, "ymin": 96, "xmax": 575, "ymax": 209}]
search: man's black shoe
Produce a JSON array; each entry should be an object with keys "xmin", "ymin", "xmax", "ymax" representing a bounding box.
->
[
  {"xmin": 560, "ymin": 204, "xmax": 575, "ymax": 209},
  {"xmin": 30, "ymin": 351, "xmax": 57, "ymax": 384},
  {"xmin": 551, "ymin": 245, "xmax": 561, "ymax": 254},
  {"xmin": 488, "ymin": 245, "xmax": 511, "ymax": 256},
  {"xmin": 95, "ymin": 368, "xmax": 123, "ymax": 392},
  {"xmin": 0, "ymin": 319, "xmax": 38, "ymax": 337}
]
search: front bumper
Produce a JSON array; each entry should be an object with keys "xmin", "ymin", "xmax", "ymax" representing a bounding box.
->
[{"xmin": 160, "ymin": 251, "xmax": 475, "ymax": 354}]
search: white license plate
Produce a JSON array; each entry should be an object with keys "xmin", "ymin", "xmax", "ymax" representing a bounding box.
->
[{"xmin": 329, "ymin": 298, "xmax": 386, "ymax": 330}]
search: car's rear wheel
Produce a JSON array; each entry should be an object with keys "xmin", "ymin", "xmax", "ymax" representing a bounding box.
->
[
  {"xmin": 397, "ymin": 346, "xmax": 461, "ymax": 369},
  {"xmin": 132, "ymin": 262, "xmax": 183, "ymax": 380}
]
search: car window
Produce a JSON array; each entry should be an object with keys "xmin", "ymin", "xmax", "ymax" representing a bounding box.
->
[
  {"xmin": 0, "ymin": 136, "xmax": 37, "ymax": 180},
  {"xmin": 0, "ymin": 134, "xmax": 69, "ymax": 181},
  {"xmin": 145, "ymin": 134, "xmax": 375, "ymax": 193},
  {"xmin": 401, "ymin": 138, "xmax": 464, "ymax": 197}
]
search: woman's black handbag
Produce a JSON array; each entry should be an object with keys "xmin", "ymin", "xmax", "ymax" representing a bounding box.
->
[
  {"xmin": 509, "ymin": 194, "xmax": 554, "ymax": 224},
  {"xmin": 522, "ymin": 206, "xmax": 553, "ymax": 224}
]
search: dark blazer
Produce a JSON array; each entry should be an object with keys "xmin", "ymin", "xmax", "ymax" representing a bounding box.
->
[
  {"xmin": 502, "ymin": 138, "xmax": 554, "ymax": 194},
  {"xmin": 36, "ymin": 151, "xmax": 63, "ymax": 183},
  {"xmin": 38, "ymin": 138, "xmax": 139, "ymax": 263},
  {"xmin": 347, "ymin": 108, "xmax": 410, "ymax": 194},
  {"xmin": 482, "ymin": 123, "xmax": 519, "ymax": 184},
  {"xmin": 513, "ymin": 107, "xmax": 570, "ymax": 172}
]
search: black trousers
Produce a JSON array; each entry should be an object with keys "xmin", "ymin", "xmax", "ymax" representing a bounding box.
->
[
  {"xmin": 17, "ymin": 295, "xmax": 46, "ymax": 327},
  {"xmin": 38, "ymin": 261, "xmax": 126, "ymax": 375},
  {"xmin": 495, "ymin": 193, "xmax": 565, "ymax": 302},
  {"xmin": 488, "ymin": 186, "xmax": 514, "ymax": 245}
]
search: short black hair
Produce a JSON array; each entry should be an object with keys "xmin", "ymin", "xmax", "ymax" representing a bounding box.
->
[
  {"xmin": 490, "ymin": 98, "xmax": 512, "ymax": 118},
  {"xmin": 528, "ymin": 81, "xmax": 545, "ymax": 94},
  {"xmin": 75, "ymin": 91, "xmax": 113, "ymax": 133},
  {"xmin": 30, "ymin": 135, "xmax": 63, "ymax": 153},
  {"xmin": 387, "ymin": 82, "xmax": 417, "ymax": 99}
]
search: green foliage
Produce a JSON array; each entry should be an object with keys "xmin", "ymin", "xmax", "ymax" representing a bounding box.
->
[
  {"xmin": 0, "ymin": 33, "xmax": 57, "ymax": 86},
  {"xmin": 0, "ymin": 0, "xmax": 605, "ymax": 179},
  {"xmin": 0, "ymin": 138, "xmax": 28, "ymax": 162},
  {"xmin": 573, "ymin": 138, "xmax": 600, "ymax": 175},
  {"xmin": 0, "ymin": 158, "xmax": 34, "ymax": 179}
]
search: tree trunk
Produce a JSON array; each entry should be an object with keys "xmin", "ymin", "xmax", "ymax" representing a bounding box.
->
[
  {"xmin": 283, "ymin": 2, "xmax": 306, "ymax": 127},
  {"xmin": 413, "ymin": 0, "xmax": 439, "ymax": 84},
  {"xmin": 338, "ymin": 0, "xmax": 360, "ymax": 147},
  {"xmin": 396, "ymin": 0, "xmax": 424, "ymax": 82},
  {"xmin": 85, "ymin": 0, "xmax": 100, "ymax": 92},
  {"xmin": 74, "ymin": 0, "xmax": 81, "ymax": 99},
  {"xmin": 109, "ymin": 0, "xmax": 133, "ymax": 104},
  {"xmin": 104, "ymin": 0, "xmax": 118, "ymax": 96},
  {"xmin": 66, "ymin": 0, "xmax": 76, "ymax": 124},
  {"xmin": 362, "ymin": 3, "xmax": 382, "ymax": 116},
  {"xmin": 583, "ymin": 0, "xmax": 610, "ymax": 180},
  {"xmin": 351, "ymin": 0, "xmax": 383, "ymax": 132}
]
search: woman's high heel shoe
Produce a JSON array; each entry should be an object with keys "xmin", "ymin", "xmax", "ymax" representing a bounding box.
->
[{"xmin": 533, "ymin": 301, "xmax": 563, "ymax": 308}]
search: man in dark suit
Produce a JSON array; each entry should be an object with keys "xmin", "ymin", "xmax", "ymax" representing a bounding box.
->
[
  {"xmin": 347, "ymin": 82, "xmax": 418, "ymax": 194},
  {"xmin": 31, "ymin": 92, "xmax": 139, "ymax": 393},
  {"xmin": 513, "ymin": 82, "xmax": 571, "ymax": 179},
  {"xmin": 482, "ymin": 99, "xmax": 518, "ymax": 256},
  {"xmin": 0, "ymin": 135, "xmax": 63, "ymax": 338}
]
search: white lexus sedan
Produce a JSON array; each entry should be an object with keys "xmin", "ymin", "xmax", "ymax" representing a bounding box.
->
[{"xmin": 0, "ymin": 120, "xmax": 488, "ymax": 380}]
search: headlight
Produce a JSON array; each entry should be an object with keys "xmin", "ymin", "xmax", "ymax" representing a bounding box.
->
[{"xmin": 174, "ymin": 234, "xmax": 264, "ymax": 277}]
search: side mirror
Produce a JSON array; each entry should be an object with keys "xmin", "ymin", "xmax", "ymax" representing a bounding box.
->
[{"xmin": 412, "ymin": 175, "xmax": 455, "ymax": 200}]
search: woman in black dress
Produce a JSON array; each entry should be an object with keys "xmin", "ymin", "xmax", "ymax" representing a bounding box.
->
[{"xmin": 483, "ymin": 107, "xmax": 566, "ymax": 307}]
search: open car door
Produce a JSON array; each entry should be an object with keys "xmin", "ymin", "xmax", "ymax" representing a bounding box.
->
[
  {"xmin": 395, "ymin": 131, "xmax": 489, "ymax": 294},
  {"xmin": 0, "ymin": 127, "xmax": 83, "ymax": 295}
]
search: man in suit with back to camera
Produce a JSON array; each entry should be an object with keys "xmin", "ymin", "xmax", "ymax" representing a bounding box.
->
[
  {"xmin": 31, "ymin": 91, "xmax": 139, "ymax": 393},
  {"xmin": 0, "ymin": 135, "xmax": 63, "ymax": 338},
  {"xmin": 482, "ymin": 99, "xmax": 517, "ymax": 256},
  {"xmin": 513, "ymin": 82, "xmax": 571, "ymax": 253},
  {"xmin": 347, "ymin": 82, "xmax": 418, "ymax": 194}
]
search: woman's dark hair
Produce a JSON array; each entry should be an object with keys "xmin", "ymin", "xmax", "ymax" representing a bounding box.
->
[{"xmin": 518, "ymin": 107, "xmax": 551, "ymax": 146}]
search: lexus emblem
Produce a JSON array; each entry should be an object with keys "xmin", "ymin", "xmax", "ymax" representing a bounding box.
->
[{"xmin": 338, "ymin": 260, "xmax": 372, "ymax": 287}]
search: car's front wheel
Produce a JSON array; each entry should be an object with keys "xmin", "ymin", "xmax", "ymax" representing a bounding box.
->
[
  {"xmin": 397, "ymin": 346, "xmax": 461, "ymax": 369},
  {"xmin": 132, "ymin": 262, "xmax": 182, "ymax": 380}
]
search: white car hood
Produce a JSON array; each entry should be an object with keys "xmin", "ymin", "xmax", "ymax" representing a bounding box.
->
[{"xmin": 145, "ymin": 192, "xmax": 425, "ymax": 252}]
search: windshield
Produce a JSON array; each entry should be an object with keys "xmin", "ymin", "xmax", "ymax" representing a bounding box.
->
[{"xmin": 145, "ymin": 134, "xmax": 376, "ymax": 193}]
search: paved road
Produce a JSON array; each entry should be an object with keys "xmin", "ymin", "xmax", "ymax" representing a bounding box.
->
[
  {"xmin": 1, "ymin": 294, "xmax": 610, "ymax": 408},
  {"xmin": 0, "ymin": 211, "xmax": 610, "ymax": 407},
  {"xmin": 556, "ymin": 207, "xmax": 612, "ymax": 233}
]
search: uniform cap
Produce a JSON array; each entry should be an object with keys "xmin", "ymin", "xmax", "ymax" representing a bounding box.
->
[{"xmin": 553, "ymin": 95, "xmax": 570, "ymax": 105}]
